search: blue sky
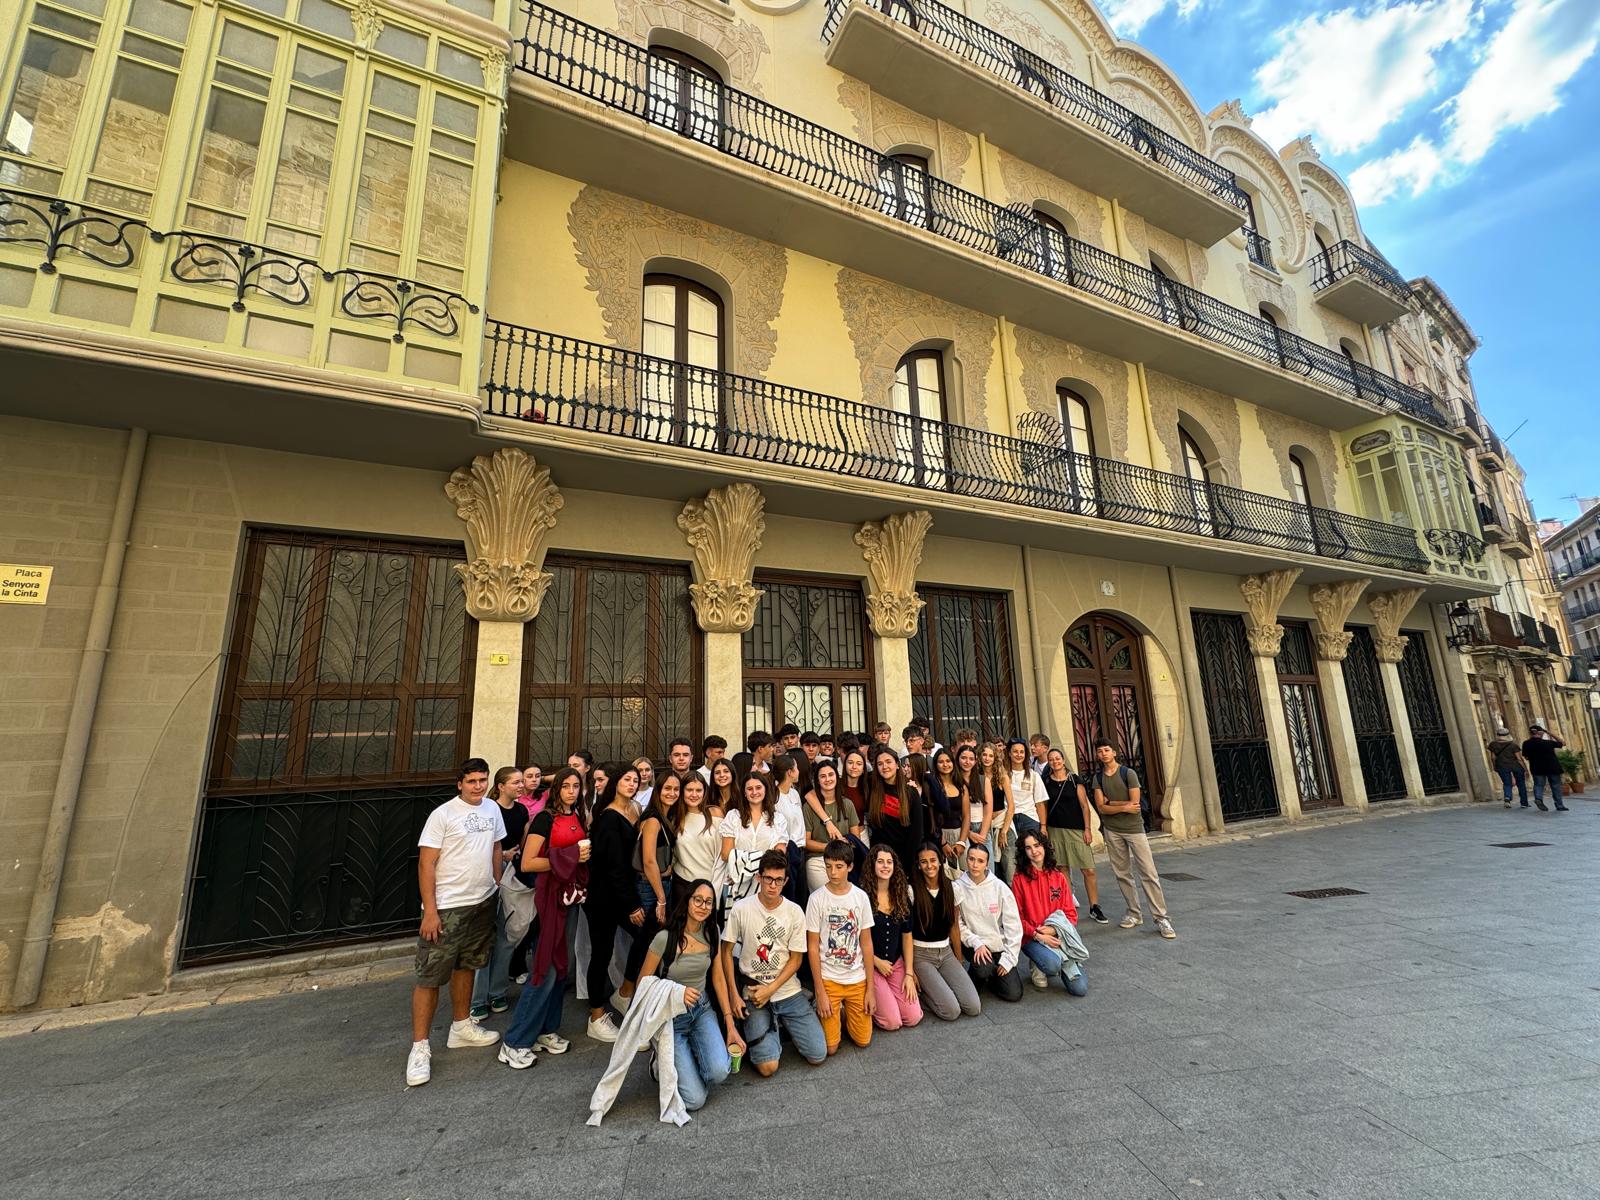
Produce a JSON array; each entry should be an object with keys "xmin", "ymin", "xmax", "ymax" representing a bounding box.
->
[{"xmin": 1099, "ymin": 0, "xmax": 1600, "ymax": 526}]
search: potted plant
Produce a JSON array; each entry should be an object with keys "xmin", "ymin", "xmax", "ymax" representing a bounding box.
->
[{"xmin": 1557, "ymin": 749, "xmax": 1586, "ymax": 795}]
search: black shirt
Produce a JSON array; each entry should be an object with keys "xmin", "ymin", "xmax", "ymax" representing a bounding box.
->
[
  {"xmin": 1522, "ymin": 735, "xmax": 1564, "ymax": 775},
  {"xmin": 587, "ymin": 806, "xmax": 639, "ymax": 904},
  {"xmin": 497, "ymin": 800, "xmax": 529, "ymax": 851},
  {"xmin": 1043, "ymin": 774, "xmax": 1085, "ymax": 829},
  {"xmin": 869, "ymin": 900, "xmax": 909, "ymax": 964},
  {"xmin": 909, "ymin": 884, "xmax": 956, "ymax": 944}
]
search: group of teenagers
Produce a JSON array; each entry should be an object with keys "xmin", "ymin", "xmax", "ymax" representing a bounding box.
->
[{"xmin": 405, "ymin": 719, "xmax": 1179, "ymax": 1116}]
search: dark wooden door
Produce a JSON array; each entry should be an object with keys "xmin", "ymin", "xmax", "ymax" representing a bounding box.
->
[
  {"xmin": 1342, "ymin": 625, "xmax": 1406, "ymax": 801},
  {"xmin": 1191, "ymin": 611, "xmax": 1279, "ymax": 822},
  {"xmin": 1065, "ymin": 613, "xmax": 1164, "ymax": 830},
  {"xmin": 1398, "ymin": 631, "xmax": 1459, "ymax": 794}
]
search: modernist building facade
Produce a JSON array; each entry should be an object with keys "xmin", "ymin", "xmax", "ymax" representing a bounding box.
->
[
  {"xmin": 0, "ymin": 0, "xmax": 1515, "ymax": 1009},
  {"xmin": 1542, "ymin": 499, "xmax": 1600, "ymax": 757}
]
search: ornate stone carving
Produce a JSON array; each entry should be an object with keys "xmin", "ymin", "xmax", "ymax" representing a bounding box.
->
[
  {"xmin": 445, "ymin": 448, "xmax": 564, "ymax": 622},
  {"xmin": 1011, "ymin": 324, "xmax": 1131, "ymax": 457},
  {"xmin": 1208, "ymin": 123, "xmax": 1308, "ymax": 269},
  {"xmin": 1240, "ymin": 568, "xmax": 1301, "ymax": 658},
  {"xmin": 1295, "ymin": 154, "xmax": 1362, "ymax": 247},
  {"xmin": 834, "ymin": 81, "xmax": 971, "ymax": 185},
  {"xmin": 984, "ymin": 1, "xmax": 1085, "ymax": 75},
  {"xmin": 995, "ymin": 149, "xmax": 1106, "ymax": 250},
  {"xmin": 1368, "ymin": 586, "xmax": 1424, "ymax": 664},
  {"xmin": 482, "ymin": 47, "xmax": 509, "ymax": 96},
  {"xmin": 835, "ymin": 270, "xmax": 996, "ymax": 424},
  {"xmin": 351, "ymin": 0, "xmax": 383, "ymax": 49},
  {"xmin": 855, "ymin": 510, "xmax": 933, "ymax": 638},
  {"xmin": 1308, "ymin": 579, "xmax": 1369, "ymax": 661},
  {"xmin": 568, "ymin": 186, "xmax": 787, "ymax": 378},
  {"xmin": 1250, "ymin": 405, "xmax": 1343, "ymax": 503},
  {"xmin": 612, "ymin": 0, "xmax": 769, "ymax": 93},
  {"xmin": 677, "ymin": 483, "xmax": 766, "ymax": 633},
  {"xmin": 1144, "ymin": 369, "xmax": 1241, "ymax": 482}
]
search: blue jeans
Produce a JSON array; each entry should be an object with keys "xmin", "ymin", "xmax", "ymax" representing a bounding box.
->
[
  {"xmin": 504, "ymin": 963, "xmax": 565, "ymax": 1049},
  {"xmin": 1533, "ymin": 773, "xmax": 1566, "ymax": 807},
  {"xmin": 672, "ymin": 995, "xmax": 731, "ymax": 1111},
  {"xmin": 742, "ymin": 990, "xmax": 827, "ymax": 1066},
  {"xmin": 1496, "ymin": 766, "xmax": 1528, "ymax": 804},
  {"xmin": 1021, "ymin": 938, "xmax": 1086, "ymax": 994},
  {"xmin": 471, "ymin": 905, "xmax": 516, "ymax": 1009}
]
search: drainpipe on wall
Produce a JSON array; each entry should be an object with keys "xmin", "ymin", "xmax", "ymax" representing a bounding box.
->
[
  {"xmin": 9, "ymin": 427, "xmax": 148, "ymax": 1010},
  {"xmin": 1021, "ymin": 544, "xmax": 1051, "ymax": 733}
]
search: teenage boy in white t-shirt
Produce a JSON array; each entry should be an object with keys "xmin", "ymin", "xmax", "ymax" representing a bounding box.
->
[
  {"xmin": 722, "ymin": 850, "xmax": 828, "ymax": 1076},
  {"xmin": 805, "ymin": 840, "xmax": 877, "ymax": 1054},
  {"xmin": 406, "ymin": 758, "xmax": 504, "ymax": 1086}
]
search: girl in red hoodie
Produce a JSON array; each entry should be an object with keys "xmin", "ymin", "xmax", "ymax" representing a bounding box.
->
[{"xmin": 1010, "ymin": 830, "xmax": 1087, "ymax": 997}]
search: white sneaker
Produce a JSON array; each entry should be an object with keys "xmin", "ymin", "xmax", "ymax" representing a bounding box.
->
[
  {"xmin": 1119, "ymin": 913, "xmax": 1143, "ymax": 929},
  {"xmin": 1155, "ymin": 918, "xmax": 1177, "ymax": 940},
  {"xmin": 611, "ymin": 989, "xmax": 633, "ymax": 1014},
  {"xmin": 405, "ymin": 1041, "xmax": 431, "ymax": 1086},
  {"xmin": 447, "ymin": 1019, "xmax": 500, "ymax": 1048},
  {"xmin": 1029, "ymin": 964, "xmax": 1049, "ymax": 990},
  {"xmin": 587, "ymin": 1013, "xmax": 620, "ymax": 1043},
  {"xmin": 498, "ymin": 1043, "xmax": 537, "ymax": 1070},
  {"xmin": 536, "ymin": 1033, "xmax": 571, "ymax": 1055}
]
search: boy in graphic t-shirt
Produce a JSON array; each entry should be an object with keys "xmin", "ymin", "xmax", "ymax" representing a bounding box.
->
[
  {"xmin": 406, "ymin": 758, "xmax": 505, "ymax": 1087},
  {"xmin": 721, "ymin": 850, "xmax": 828, "ymax": 1076},
  {"xmin": 804, "ymin": 840, "xmax": 877, "ymax": 1054}
]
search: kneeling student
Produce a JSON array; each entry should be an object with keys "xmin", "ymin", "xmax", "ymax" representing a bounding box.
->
[
  {"xmin": 953, "ymin": 842, "xmax": 1023, "ymax": 1002},
  {"xmin": 1011, "ymin": 829, "xmax": 1087, "ymax": 996},
  {"xmin": 805, "ymin": 840, "xmax": 877, "ymax": 1053}
]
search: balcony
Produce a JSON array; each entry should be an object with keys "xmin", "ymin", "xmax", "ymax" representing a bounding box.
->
[
  {"xmin": 1425, "ymin": 527, "xmax": 1487, "ymax": 568},
  {"xmin": 818, "ymin": 0, "xmax": 1246, "ymax": 245},
  {"xmin": 1478, "ymin": 428, "xmax": 1506, "ymax": 472},
  {"xmin": 1471, "ymin": 606, "xmax": 1523, "ymax": 650},
  {"xmin": 1560, "ymin": 550, "xmax": 1600, "ymax": 583},
  {"xmin": 1477, "ymin": 500, "xmax": 1507, "ymax": 543},
  {"xmin": 1501, "ymin": 515, "xmax": 1535, "ymax": 560},
  {"xmin": 483, "ymin": 319, "xmax": 1433, "ymax": 576},
  {"xmin": 509, "ymin": 5, "xmax": 1448, "ymax": 433},
  {"xmin": 1309, "ymin": 240, "xmax": 1411, "ymax": 326},
  {"xmin": 1568, "ymin": 597, "xmax": 1600, "ymax": 622},
  {"xmin": 1541, "ymin": 621, "xmax": 1566, "ymax": 655},
  {"xmin": 1244, "ymin": 229, "xmax": 1275, "ymax": 272},
  {"xmin": 0, "ymin": 192, "xmax": 482, "ymax": 394}
]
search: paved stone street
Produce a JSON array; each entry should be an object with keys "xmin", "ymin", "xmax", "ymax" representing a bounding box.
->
[{"xmin": 6, "ymin": 803, "xmax": 1600, "ymax": 1200}]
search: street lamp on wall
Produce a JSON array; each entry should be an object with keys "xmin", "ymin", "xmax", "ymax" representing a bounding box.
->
[{"xmin": 1445, "ymin": 602, "xmax": 1477, "ymax": 651}]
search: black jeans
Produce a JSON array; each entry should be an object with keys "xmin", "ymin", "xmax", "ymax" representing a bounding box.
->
[
  {"xmin": 584, "ymin": 899, "xmax": 638, "ymax": 1006},
  {"xmin": 964, "ymin": 947, "xmax": 1023, "ymax": 1002}
]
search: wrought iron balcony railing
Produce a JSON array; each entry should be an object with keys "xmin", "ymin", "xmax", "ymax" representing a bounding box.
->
[
  {"xmin": 1476, "ymin": 500, "xmax": 1505, "ymax": 530},
  {"xmin": 0, "ymin": 188, "xmax": 478, "ymax": 343},
  {"xmin": 513, "ymin": 4, "xmax": 1449, "ymax": 430},
  {"xmin": 1309, "ymin": 239, "xmax": 1410, "ymax": 305},
  {"xmin": 1541, "ymin": 621, "xmax": 1565, "ymax": 655},
  {"xmin": 483, "ymin": 319, "xmax": 1429, "ymax": 573},
  {"xmin": 1515, "ymin": 611, "xmax": 1547, "ymax": 651},
  {"xmin": 818, "ymin": 0, "xmax": 1246, "ymax": 215},
  {"xmin": 1244, "ymin": 228, "xmax": 1275, "ymax": 271},
  {"xmin": 1560, "ymin": 549, "xmax": 1600, "ymax": 581},
  {"xmin": 1567, "ymin": 597, "xmax": 1600, "ymax": 621},
  {"xmin": 1425, "ymin": 527, "xmax": 1487, "ymax": 564}
]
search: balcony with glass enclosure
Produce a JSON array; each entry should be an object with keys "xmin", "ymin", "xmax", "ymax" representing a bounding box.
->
[
  {"xmin": 508, "ymin": 4, "xmax": 1447, "ymax": 434},
  {"xmin": 0, "ymin": 0, "xmax": 504, "ymax": 403},
  {"xmin": 1309, "ymin": 239, "xmax": 1411, "ymax": 326},
  {"xmin": 819, "ymin": 0, "xmax": 1247, "ymax": 246}
]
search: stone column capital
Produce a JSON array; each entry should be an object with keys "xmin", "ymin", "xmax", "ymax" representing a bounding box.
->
[
  {"xmin": 855, "ymin": 510, "xmax": 933, "ymax": 639},
  {"xmin": 1308, "ymin": 578, "xmax": 1370, "ymax": 661},
  {"xmin": 677, "ymin": 482, "xmax": 766, "ymax": 634},
  {"xmin": 1240, "ymin": 568, "xmax": 1301, "ymax": 658},
  {"xmin": 444, "ymin": 447, "xmax": 564, "ymax": 622}
]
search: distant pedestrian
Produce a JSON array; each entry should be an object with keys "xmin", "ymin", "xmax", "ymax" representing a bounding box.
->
[
  {"xmin": 1092, "ymin": 739, "xmax": 1175, "ymax": 940},
  {"xmin": 1485, "ymin": 727, "xmax": 1528, "ymax": 808},
  {"xmin": 1521, "ymin": 724, "xmax": 1570, "ymax": 812},
  {"xmin": 406, "ymin": 758, "xmax": 504, "ymax": 1086}
]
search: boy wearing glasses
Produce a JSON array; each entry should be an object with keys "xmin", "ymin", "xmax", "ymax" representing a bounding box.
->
[{"xmin": 720, "ymin": 850, "xmax": 827, "ymax": 1076}]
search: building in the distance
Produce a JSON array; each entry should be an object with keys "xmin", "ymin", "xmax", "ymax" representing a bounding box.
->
[
  {"xmin": 1542, "ymin": 499, "xmax": 1600, "ymax": 758},
  {"xmin": 1, "ymin": 0, "xmax": 1520, "ymax": 1009}
]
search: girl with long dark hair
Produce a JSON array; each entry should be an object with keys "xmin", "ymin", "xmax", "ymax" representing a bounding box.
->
[
  {"xmin": 864, "ymin": 746, "xmax": 924, "ymax": 875},
  {"xmin": 1011, "ymin": 828, "xmax": 1087, "ymax": 996},
  {"xmin": 909, "ymin": 841, "xmax": 980, "ymax": 1020},
  {"xmin": 583, "ymin": 764, "xmax": 643, "ymax": 1043},
  {"xmin": 865, "ymin": 845, "xmax": 921, "ymax": 1030}
]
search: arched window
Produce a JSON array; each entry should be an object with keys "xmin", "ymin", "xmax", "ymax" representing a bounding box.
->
[
  {"xmin": 646, "ymin": 48, "xmax": 723, "ymax": 145},
  {"xmin": 1180, "ymin": 427, "xmax": 1213, "ymax": 534},
  {"xmin": 1036, "ymin": 210, "xmax": 1070, "ymax": 280},
  {"xmin": 1058, "ymin": 386, "xmax": 1095, "ymax": 458},
  {"xmin": 641, "ymin": 273, "xmax": 723, "ymax": 443},
  {"xmin": 1242, "ymin": 191, "xmax": 1271, "ymax": 269},
  {"xmin": 892, "ymin": 349, "xmax": 948, "ymax": 488},
  {"xmin": 878, "ymin": 152, "xmax": 932, "ymax": 229},
  {"xmin": 1180, "ymin": 428, "xmax": 1210, "ymax": 483},
  {"xmin": 1289, "ymin": 454, "xmax": 1312, "ymax": 507},
  {"xmin": 1260, "ymin": 305, "xmax": 1288, "ymax": 366}
]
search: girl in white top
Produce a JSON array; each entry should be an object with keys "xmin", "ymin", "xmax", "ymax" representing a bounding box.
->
[
  {"xmin": 717, "ymin": 773, "xmax": 787, "ymax": 907},
  {"xmin": 672, "ymin": 774, "xmax": 723, "ymax": 886}
]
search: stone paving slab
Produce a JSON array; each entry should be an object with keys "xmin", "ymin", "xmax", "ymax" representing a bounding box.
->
[{"xmin": 2, "ymin": 802, "xmax": 1600, "ymax": 1199}]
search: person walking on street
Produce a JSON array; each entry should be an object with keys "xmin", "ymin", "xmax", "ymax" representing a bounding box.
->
[
  {"xmin": 1522, "ymin": 724, "xmax": 1570, "ymax": 812},
  {"xmin": 406, "ymin": 758, "xmax": 505, "ymax": 1086},
  {"xmin": 1092, "ymin": 739, "xmax": 1175, "ymax": 940},
  {"xmin": 1485, "ymin": 727, "xmax": 1529, "ymax": 808}
]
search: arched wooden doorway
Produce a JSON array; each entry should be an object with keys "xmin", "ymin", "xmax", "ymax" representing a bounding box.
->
[{"xmin": 1065, "ymin": 613, "xmax": 1165, "ymax": 831}]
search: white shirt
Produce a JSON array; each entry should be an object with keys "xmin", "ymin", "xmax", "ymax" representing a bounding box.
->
[
  {"xmin": 417, "ymin": 796, "xmax": 505, "ymax": 909},
  {"xmin": 725, "ymin": 895, "xmax": 808, "ymax": 1002},
  {"xmin": 1009, "ymin": 768, "xmax": 1043, "ymax": 826},
  {"xmin": 954, "ymin": 871, "xmax": 1022, "ymax": 972},
  {"xmin": 775, "ymin": 787, "xmax": 807, "ymax": 847},
  {"xmin": 672, "ymin": 811, "xmax": 721, "ymax": 883},
  {"xmin": 804, "ymin": 884, "xmax": 874, "ymax": 985},
  {"xmin": 718, "ymin": 807, "xmax": 785, "ymax": 855}
]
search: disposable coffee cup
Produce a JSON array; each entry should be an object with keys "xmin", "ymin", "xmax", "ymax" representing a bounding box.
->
[{"xmin": 578, "ymin": 838, "xmax": 591, "ymax": 853}]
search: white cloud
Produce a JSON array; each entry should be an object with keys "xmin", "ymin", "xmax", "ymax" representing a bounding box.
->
[
  {"xmin": 1348, "ymin": 0, "xmax": 1600, "ymax": 205},
  {"xmin": 1349, "ymin": 135, "xmax": 1446, "ymax": 204},
  {"xmin": 1443, "ymin": 0, "xmax": 1600, "ymax": 162},
  {"xmin": 1102, "ymin": 0, "xmax": 1204, "ymax": 37},
  {"xmin": 1251, "ymin": 0, "xmax": 1477, "ymax": 155}
]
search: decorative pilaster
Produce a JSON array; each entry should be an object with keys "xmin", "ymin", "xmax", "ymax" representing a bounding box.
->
[
  {"xmin": 1308, "ymin": 579, "xmax": 1369, "ymax": 661},
  {"xmin": 351, "ymin": 0, "xmax": 383, "ymax": 50},
  {"xmin": 854, "ymin": 510, "xmax": 933, "ymax": 638},
  {"xmin": 1239, "ymin": 568, "xmax": 1302, "ymax": 658},
  {"xmin": 676, "ymin": 483, "xmax": 766, "ymax": 634},
  {"xmin": 445, "ymin": 448, "xmax": 565, "ymax": 621},
  {"xmin": 1368, "ymin": 586, "xmax": 1425, "ymax": 664}
]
